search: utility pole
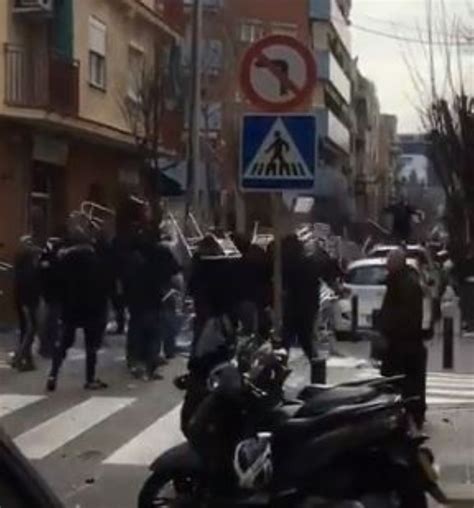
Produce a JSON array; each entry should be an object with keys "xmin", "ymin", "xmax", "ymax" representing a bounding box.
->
[{"xmin": 185, "ymin": 0, "xmax": 203, "ymax": 228}]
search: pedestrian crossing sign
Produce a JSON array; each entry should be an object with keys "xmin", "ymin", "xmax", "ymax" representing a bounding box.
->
[{"xmin": 241, "ymin": 114, "xmax": 318, "ymax": 191}]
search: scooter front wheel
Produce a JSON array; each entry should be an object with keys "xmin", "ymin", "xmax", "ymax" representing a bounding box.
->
[{"xmin": 138, "ymin": 470, "xmax": 201, "ymax": 508}]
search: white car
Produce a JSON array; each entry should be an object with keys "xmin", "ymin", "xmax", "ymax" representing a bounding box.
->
[{"xmin": 334, "ymin": 257, "xmax": 433, "ymax": 336}]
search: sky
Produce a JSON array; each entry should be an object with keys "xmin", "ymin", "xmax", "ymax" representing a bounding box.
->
[{"xmin": 351, "ymin": 0, "xmax": 473, "ymax": 133}]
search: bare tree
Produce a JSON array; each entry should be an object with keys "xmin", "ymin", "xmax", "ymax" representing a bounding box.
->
[
  {"xmin": 121, "ymin": 41, "xmax": 180, "ymax": 220},
  {"xmin": 405, "ymin": 0, "xmax": 474, "ymax": 262},
  {"xmin": 197, "ymin": 16, "xmax": 239, "ymax": 227}
]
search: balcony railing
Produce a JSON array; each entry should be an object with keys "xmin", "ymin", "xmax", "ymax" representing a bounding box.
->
[{"xmin": 4, "ymin": 43, "xmax": 79, "ymax": 116}]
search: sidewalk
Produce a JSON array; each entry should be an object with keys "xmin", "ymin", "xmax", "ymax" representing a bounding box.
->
[{"xmin": 425, "ymin": 335, "xmax": 474, "ymax": 506}]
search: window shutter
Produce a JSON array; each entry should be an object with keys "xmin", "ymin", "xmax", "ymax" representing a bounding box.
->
[{"xmin": 89, "ymin": 17, "xmax": 106, "ymax": 56}]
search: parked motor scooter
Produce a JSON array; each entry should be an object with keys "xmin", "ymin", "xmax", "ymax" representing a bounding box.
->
[{"xmin": 139, "ymin": 331, "xmax": 447, "ymax": 508}]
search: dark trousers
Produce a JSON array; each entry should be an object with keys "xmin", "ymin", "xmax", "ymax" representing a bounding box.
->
[
  {"xmin": 127, "ymin": 310, "xmax": 161, "ymax": 375},
  {"xmin": 39, "ymin": 302, "xmax": 61, "ymax": 358},
  {"xmin": 111, "ymin": 292, "xmax": 126, "ymax": 334},
  {"xmin": 381, "ymin": 345, "xmax": 427, "ymax": 426},
  {"xmin": 282, "ymin": 308, "xmax": 317, "ymax": 362},
  {"xmin": 49, "ymin": 317, "xmax": 105, "ymax": 384},
  {"xmin": 15, "ymin": 301, "xmax": 39, "ymax": 366}
]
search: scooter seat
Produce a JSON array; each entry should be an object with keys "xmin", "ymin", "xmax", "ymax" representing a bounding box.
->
[
  {"xmin": 296, "ymin": 386, "xmax": 379, "ymax": 418},
  {"xmin": 275, "ymin": 393, "xmax": 398, "ymax": 445}
]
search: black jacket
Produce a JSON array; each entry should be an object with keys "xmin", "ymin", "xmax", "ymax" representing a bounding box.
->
[
  {"xmin": 38, "ymin": 239, "xmax": 63, "ymax": 304},
  {"xmin": 58, "ymin": 242, "xmax": 112, "ymax": 323},
  {"xmin": 14, "ymin": 244, "xmax": 42, "ymax": 307},
  {"xmin": 122, "ymin": 232, "xmax": 181, "ymax": 313},
  {"xmin": 379, "ymin": 267, "xmax": 424, "ymax": 350}
]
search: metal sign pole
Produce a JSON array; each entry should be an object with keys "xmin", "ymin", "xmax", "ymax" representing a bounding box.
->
[{"xmin": 272, "ymin": 193, "xmax": 283, "ymax": 340}]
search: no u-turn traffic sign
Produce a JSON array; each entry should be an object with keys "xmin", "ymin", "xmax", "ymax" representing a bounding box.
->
[{"xmin": 240, "ymin": 35, "xmax": 317, "ymax": 112}]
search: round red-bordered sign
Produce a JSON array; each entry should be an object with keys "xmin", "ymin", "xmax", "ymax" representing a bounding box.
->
[{"xmin": 240, "ymin": 35, "xmax": 317, "ymax": 112}]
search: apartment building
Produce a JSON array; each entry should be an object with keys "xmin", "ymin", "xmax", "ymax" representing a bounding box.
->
[
  {"xmin": 0, "ymin": 0, "xmax": 183, "ymax": 265},
  {"xmin": 181, "ymin": 0, "xmax": 314, "ymax": 229},
  {"xmin": 309, "ymin": 0, "xmax": 354, "ymax": 233}
]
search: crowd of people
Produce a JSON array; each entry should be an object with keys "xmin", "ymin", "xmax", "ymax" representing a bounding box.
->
[
  {"xmin": 10, "ymin": 195, "xmax": 346, "ymax": 394},
  {"xmin": 11, "ymin": 197, "xmax": 182, "ymax": 390},
  {"xmin": 8, "ymin": 194, "xmax": 435, "ymax": 431}
]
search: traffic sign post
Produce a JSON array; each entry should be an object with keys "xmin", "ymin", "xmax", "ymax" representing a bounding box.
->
[
  {"xmin": 239, "ymin": 36, "xmax": 318, "ymax": 347},
  {"xmin": 240, "ymin": 35, "xmax": 317, "ymax": 112}
]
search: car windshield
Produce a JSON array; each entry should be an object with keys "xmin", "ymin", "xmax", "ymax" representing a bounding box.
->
[
  {"xmin": 346, "ymin": 265, "xmax": 420, "ymax": 286},
  {"xmin": 346, "ymin": 266, "xmax": 389, "ymax": 285},
  {"xmin": 370, "ymin": 248, "xmax": 429, "ymax": 267}
]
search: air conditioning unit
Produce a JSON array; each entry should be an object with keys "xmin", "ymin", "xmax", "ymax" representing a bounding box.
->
[{"xmin": 13, "ymin": 0, "xmax": 54, "ymax": 16}]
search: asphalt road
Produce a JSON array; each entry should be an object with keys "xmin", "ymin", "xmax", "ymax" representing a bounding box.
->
[{"xmin": 1, "ymin": 332, "xmax": 474, "ymax": 507}]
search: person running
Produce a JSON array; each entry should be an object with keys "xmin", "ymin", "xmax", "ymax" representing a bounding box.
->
[{"xmin": 46, "ymin": 219, "xmax": 112, "ymax": 392}]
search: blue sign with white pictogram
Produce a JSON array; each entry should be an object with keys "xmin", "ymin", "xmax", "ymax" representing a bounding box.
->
[{"xmin": 240, "ymin": 114, "xmax": 317, "ymax": 191}]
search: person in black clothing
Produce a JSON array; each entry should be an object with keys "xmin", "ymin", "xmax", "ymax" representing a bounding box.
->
[
  {"xmin": 281, "ymin": 235, "xmax": 321, "ymax": 363},
  {"xmin": 384, "ymin": 198, "xmax": 422, "ymax": 243},
  {"xmin": 46, "ymin": 223, "xmax": 112, "ymax": 391},
  {"xmin": 378, "ymin": 249, "xmax": 427, "ymax": 428},
  {"xmin": 122, "ymin": 225, "xmax": 181, "ymax": 380},
  {"xmin": 188, "ymin": 234, "xmax": 239, "ymax": 344},
  {"xmin": 38, "ymin": 236, "xmax": 63, "ymax": 359},
  {"xmin": 12, "ymin": 236, "xmax": 42, "ymax": 371}
]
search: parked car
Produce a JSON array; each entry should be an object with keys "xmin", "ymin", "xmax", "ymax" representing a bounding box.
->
[{"xmin": 334, "ymin": 258, "xmax": 434, "ymax": 338}]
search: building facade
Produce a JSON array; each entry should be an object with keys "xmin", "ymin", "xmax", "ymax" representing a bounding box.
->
[
  {"xmin": 352, "ymin": 68, "xmax": 398, "ymax": 223},
  {"xmin": 180, "ymin": 0, "xmax": 316, "ymax": 230},
  {"xmin": 0, "ymin": 0, "xmax": 184, "ymax": 322},
  {"xmin": 0, "ymin": 0, "xmax": 183, "ymax": 263},
  {"xmin": 309, "ymin": 0, "xmax": 354, "ymax": 233}
]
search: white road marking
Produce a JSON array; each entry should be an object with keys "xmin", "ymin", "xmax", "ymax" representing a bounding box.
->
[
  {"xmin": 14, "ymin": 397, "xmax": 135, "ymax": 460},
  {"xmin": 354, "ymin": 368, "xmax": 474, "ymax": 405},
  {"xmin": 0, "ymin": 394, "xmax": 45, "ymax": 419},
  {"xmin": 425, "ymin": 397, "xmax": 474, "ymax": 405},
  {"xmin": 104, "ymin": 405, "xmax": 184, "ymax": 466}
]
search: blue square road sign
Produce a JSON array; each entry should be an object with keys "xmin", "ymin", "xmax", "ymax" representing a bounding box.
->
[{"xmin": 240, "ymin": 114, "xmax": 318, "ymax": 192}]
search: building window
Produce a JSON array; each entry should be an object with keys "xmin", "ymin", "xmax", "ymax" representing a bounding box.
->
[
  {"xmin": 202, "ymin": 39, "xmax": 223, "ymax": 75},
  {"xmin": 240, "ymin": 21, "xmax": 264, "ymax": 43},
  {"xmin": 128, "ymin": 44, "xmax": 145, "ymax": 101},
  {"xmin": 272, "ymin": 23, "xmax": 297, "ymax": 37},
  {"xmin": 89, "ymin": 16, "xmax": 107, "ymax": 90}
]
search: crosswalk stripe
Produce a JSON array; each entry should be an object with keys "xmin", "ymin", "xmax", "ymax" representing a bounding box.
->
[
  {"xmin": 104, "ymin": 405, "xmax": 184, "ymax": 466},
  {"xmin": 427, "ymin": 380, "xmax": 474, "ymax": 387},
  {"xmin": 425, "ymin": 396, "xmax": 474, "ymax": 405},
  {"xmin": 426, "ymin": 389, "xmax": 474, "ymax": 397},
  {"xmin": 14, "ymin": 397, "xmax": 135, "ymax": 460},
  {"xmin": 0, "ymin": 394, "xmax": 45, "ymax": 419},
  {"xmin": 355, "ymin": 368, "xmax": 474, "ymax": 405}
]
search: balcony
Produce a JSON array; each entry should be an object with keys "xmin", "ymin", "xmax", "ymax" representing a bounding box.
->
[
  {"xmin": 4, "ymin": 44, "xmax": 79, "ymax": 116},
  {"xmin": 12, "ymin": 0, "xmax": 54, "ymax": 19},
  {"xmin": 316, "ymin": 108, "xmax": 351, "ymax": 155},
  {"xmin": 309, "ymin": 0, "xmax": 351, "ymax": 53},
  {"xmin": 316, "ymin": 50, "xmax": 351, "ymax": 104}
]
